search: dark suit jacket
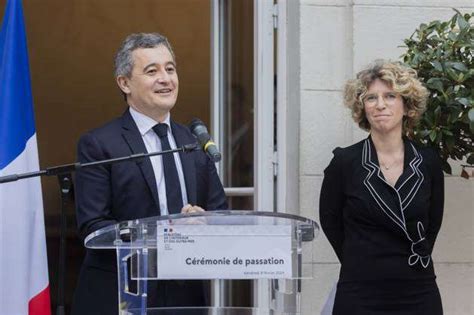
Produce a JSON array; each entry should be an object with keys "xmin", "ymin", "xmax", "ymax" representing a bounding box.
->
[
  {"xmin": 319, "ymin": 136, "xmax": 444, "ymax": 284},
  {"xmin": 72, "ymin": 109, "xmax": 228, "ymax": 314}
]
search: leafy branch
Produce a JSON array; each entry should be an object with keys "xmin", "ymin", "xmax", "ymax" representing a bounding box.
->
[{"xmin": 401, "ymin": 9, "xmax": 473, "ymax": 175}]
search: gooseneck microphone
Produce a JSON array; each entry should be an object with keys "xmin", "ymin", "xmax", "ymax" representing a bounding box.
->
[{"xmin": 189, "ymin": 118, "xmax": 222, "ymax": 162}]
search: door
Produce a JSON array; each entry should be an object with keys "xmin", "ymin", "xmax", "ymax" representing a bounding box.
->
[{"xmin": 210, "ymin": 0, "xmax": 278, "ymax": 308}]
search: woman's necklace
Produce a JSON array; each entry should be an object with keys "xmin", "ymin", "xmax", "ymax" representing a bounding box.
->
[
  {"xmin": 371, "ymin": 133, "xmax": 404, "ymax": 171},
  {"xmin": 379, "ymin": 159, "xmax": 401, "ymax": 170}
]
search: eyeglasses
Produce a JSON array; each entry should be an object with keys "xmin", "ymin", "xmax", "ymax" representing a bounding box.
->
[{"xmin": 363, "ymin": 92, "xmax": 401, "ymax": 107}]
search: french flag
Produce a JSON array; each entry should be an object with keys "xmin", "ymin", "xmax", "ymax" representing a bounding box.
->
[{"xmin": 0, "ymin": 0, "xmax": 51, "ymax": 314}]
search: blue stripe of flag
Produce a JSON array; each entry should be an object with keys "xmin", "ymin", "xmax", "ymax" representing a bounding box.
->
[{"xmin": 0, "ymin": 0, "xmax": 36, "ymax": 170}]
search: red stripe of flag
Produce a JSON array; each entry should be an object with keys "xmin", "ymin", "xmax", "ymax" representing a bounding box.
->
[{"xmin": 28, "ymin": 285, "xmax": 51, "ymax": 315}]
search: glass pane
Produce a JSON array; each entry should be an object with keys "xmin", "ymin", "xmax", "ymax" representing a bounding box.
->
[
  {"xmin": 222, "ymin": 0, "xmax": 254, "ymax": 211},
  {"xmin": 228, "ymin": 196, "xmax": 254, "ymax": 211}
]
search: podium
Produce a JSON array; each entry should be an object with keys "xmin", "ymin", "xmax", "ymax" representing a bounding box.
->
[{"xmin": 85, "ymin": 210, "xmax": 319, "ymax": 314}]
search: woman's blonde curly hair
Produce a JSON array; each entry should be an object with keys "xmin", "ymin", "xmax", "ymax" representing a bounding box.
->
[{"xmin": 344, "ymin": 60, "xmax": 429, "ymax": 135}]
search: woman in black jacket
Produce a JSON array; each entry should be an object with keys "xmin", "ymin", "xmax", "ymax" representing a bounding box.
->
[{"xmin": 320, "ymin": 60, "xmax": 444, "ymax": 315}]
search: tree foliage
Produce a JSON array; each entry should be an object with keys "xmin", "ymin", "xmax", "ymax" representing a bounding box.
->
[{"xmin": 401, "ymin": 9, "xmax": 473, "ymax": 175}]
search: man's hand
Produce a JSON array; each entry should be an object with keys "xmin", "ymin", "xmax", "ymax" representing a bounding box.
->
[
  {"xmin": 181, "ymin": 204, "xmax": 205, "ymax": 214},
  {"xmin": 180, "ymin": 204, "xmax": 206, "ymax": 224}
]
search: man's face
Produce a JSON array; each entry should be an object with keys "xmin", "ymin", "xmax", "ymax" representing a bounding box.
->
[{"xmin": 117, "ymin": 45, "xmax": 179, "ymax": 120}]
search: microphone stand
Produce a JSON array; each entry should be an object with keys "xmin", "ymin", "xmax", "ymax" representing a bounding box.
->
[{"xmin": 0, "ymin": 143, "xmax": 198, "ymax": 315}]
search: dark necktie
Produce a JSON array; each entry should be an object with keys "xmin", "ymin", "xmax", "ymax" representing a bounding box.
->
[{"xmin": 152, "ymin": 123, "xmax": 183, "ymax": 214}]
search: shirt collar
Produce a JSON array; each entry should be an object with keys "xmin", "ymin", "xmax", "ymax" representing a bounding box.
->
[{"xmin": 129, "ymin": 106, "xmax": 171, "ymax": 136}]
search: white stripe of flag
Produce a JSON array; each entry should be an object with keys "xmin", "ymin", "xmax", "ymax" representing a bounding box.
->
[{"xmin": 0, "ymin": 136, "xmax": 51, "ymax": 315}]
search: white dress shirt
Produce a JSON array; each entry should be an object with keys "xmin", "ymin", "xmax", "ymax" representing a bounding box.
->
[{"xmin": 129, "ymin": 106, "xmax": 188, "ymax": 215}]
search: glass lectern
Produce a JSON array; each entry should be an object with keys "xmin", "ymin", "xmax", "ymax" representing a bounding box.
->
[{"xmin": 85, "ymin": 210, "xmax": 319, "ymax": 315}]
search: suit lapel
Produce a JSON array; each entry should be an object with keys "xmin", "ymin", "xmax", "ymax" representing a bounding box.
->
[
  {"xmin": 362, "ymin": 138, "xmax": 407, "ymax": 233},
  {"xmin": 396, "ymin": 139, "xmax": 424, "ymax": 211},
  {"xmin": 171, "ymin": 121, "xmax": 197, "ymax": 205},
  {"xmin": 121, "ymin": 110, "xmax": 161, "ymax": 209}
]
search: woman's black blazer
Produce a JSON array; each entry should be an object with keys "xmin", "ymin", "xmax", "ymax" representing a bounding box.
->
[{"xmin": 319, "ymin": 136, "xmax": 444, "ymax": 282}]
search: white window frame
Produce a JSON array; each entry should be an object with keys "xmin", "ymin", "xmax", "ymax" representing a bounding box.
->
[
  {"xmin": 210, "ymin": 0, "xmax": 276, "ymax": 212},
  {"xmin": 276, "ymin": 0, "xmax": 299, "ymax": 215},
  {"xmin": 253, "ymin": 0, "xmax": 276, "ymax": 213}
]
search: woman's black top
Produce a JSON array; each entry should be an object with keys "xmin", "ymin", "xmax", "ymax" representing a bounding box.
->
[{"xmin": 319, "ymin": 136, "xmax": 444, "ymax": 314}]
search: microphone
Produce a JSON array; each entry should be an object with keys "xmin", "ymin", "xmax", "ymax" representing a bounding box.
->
[{"xmin": 189, "ymin": 118, "xmax": 222, "ymax": 162}]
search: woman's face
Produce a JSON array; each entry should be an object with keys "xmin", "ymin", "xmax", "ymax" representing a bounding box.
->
[{"xmin": 363, "ymin": 79, "xmax": 406, "ymax": 136}]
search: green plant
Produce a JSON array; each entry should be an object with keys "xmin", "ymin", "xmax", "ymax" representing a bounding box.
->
[{"xmin": 401, "ymin": 9, "xmax": 473, "ymax": 175}]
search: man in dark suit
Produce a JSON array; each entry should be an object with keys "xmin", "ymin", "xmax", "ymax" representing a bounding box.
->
[{"xmin": 72, "ymin": 33, "xmax": 228, "ymax": 315}]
